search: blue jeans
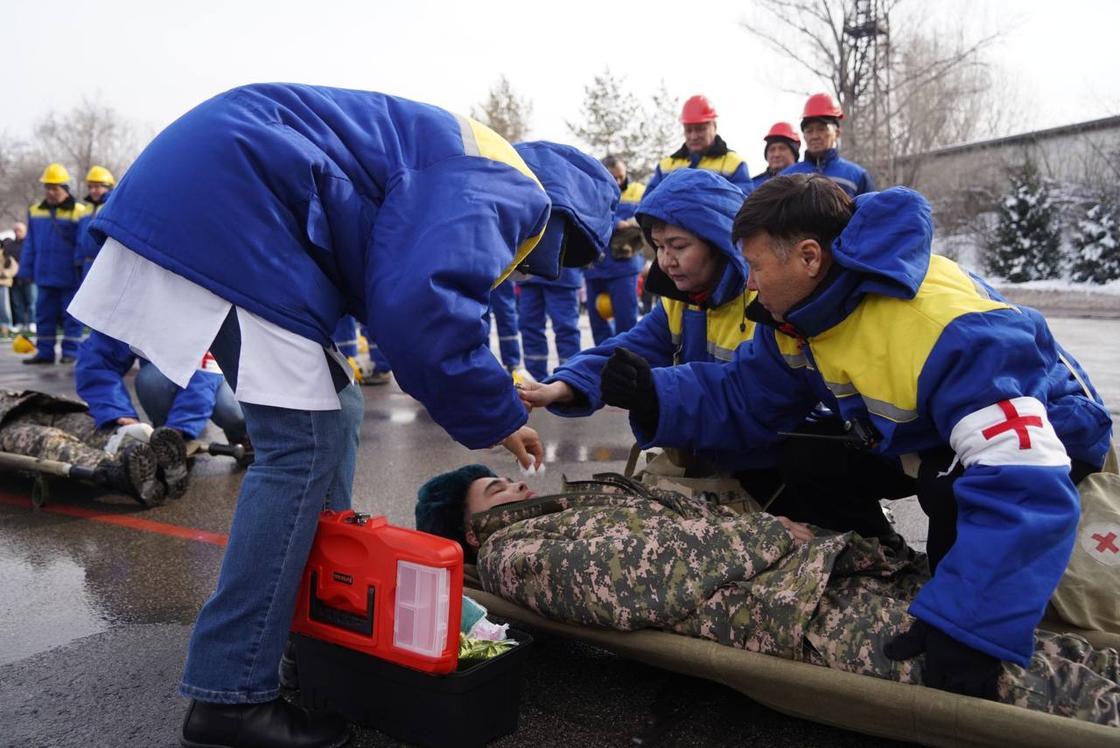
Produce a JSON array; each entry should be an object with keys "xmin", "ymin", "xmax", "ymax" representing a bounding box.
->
[
  {"xmin": 135, "ymin": 363, "xmax": 248, "ymax": 443},
  {"xmin": 181, "ymin": 313, "xmax": 364, "ymax": 702},
  {"xmin": 10, "ymin": 280, "xmax": 35, "ymax": 329}
]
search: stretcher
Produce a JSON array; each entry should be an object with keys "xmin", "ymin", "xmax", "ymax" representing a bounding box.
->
[
  {"xmin": 0, "ymin": 440, "xmax": 253, "ymax": 508},
  {"xmin": 463, "ymin": 573, "xmax": 1120, "ymax": 748}
]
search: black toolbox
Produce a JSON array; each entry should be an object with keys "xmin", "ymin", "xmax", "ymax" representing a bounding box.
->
[{"xmin": 294, "ymin": 628, "xmax": 533, "ymax": 747}]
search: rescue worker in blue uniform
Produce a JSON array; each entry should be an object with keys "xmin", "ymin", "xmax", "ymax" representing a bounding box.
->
[
  {"xmin": 76, "ymin": 166, "xmax": 115, "ymax": 280},
  {"xmin": 751, "ymin": 122, "xmax": 800, "ymax": 189},
  {"xmin": 522, "ymin": 169, "xmax": 760, "ymax": 475},
  {"xmin": 782, "ymin": 93, "xmax": 875, "ymax": 197},
  {"xmin": 20, "ymin": 163, "xmax": 90, "ymax": 364},
  {"xmin": 644, "ymin": 95, "xmax": 753, "ymax": 195},
  {"xmin": 584, "ymin": 155, "xmax": 646, "ymax": 346},
  {"xmin": 513, "ymin": 141, "xmax": 619, "ymax": 382},
  {"xmin": 66, "ymin": 83, "xmax": 611, "ymax": 748},
  {"xmin": 75, "ymin": 329, "xmax": 246, "ymax": 498},
  {"xmin": 600, "ymin": 174, "xmax": 1113, "ymax": 703}
]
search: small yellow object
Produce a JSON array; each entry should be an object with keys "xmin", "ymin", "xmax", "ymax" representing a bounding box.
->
[
  {"xmin": 39, "ymin": 163, "xmax": 71, "ymax": 184},
  {"xmin": 84, "ymin": 165, "xmax": 116, "ymax": 186},
  {"xmin": 12, "ymin": 334, "xmax": 34, "ymax": 354},
  {"xmin": 595, "ymin": 292, "xmax": 613, "ymax": 321},
  {"xmin": 357, "ymin": 334, "xmax": 369, "ymax": 355},
  {"xmin": 346, "ymin": 355, "xmax": 364, "ymax": 384}
]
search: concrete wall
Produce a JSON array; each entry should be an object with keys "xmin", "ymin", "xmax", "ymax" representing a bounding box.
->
[{"xmin": 895, "ymin": 116, "xmax": 1120, "ymax": 225}]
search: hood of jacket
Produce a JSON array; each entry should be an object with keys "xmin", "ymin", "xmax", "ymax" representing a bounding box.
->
[
  {"xmin": 513, "ymin": 141, "xmax": 619, "ymax": 279},
  {"xmin": 777, "ymin": 187, "xmax": 934, "ymax": 337},
  {"xmin": 636, "ymin": 169, "xmax": 747, "ymax": 308}
]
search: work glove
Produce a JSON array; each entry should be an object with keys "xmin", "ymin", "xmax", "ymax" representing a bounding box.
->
[
  {"xmin": 600, "ymin": 348, "xmax": 659, "ymax": 435},
  {"xmin": 883, "ymin": 620, "xmax": 1002, "ymax": 700}
]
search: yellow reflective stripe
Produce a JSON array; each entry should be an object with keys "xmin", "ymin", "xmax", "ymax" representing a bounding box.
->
[
  {"xmin": 862, "ymin": 396, "xmax": 919, "ymax": 423},
  {"xmin": 706, "ymin": 340, "xmax": 736, "ymax": 361},
  {"xmin": 782, "ymin": 352, "xmax": 808, "ymax": 369},
  {"xmin": 453, "ymin": 114, "xmax": 549, "ymax": 289},
  {"xmin": 824, "ymin": 380, "xmax": 858, "ymax": 397},
  {"xmin": 808, "ymin": 255, "xmax": 1010, "ymax": 423}
]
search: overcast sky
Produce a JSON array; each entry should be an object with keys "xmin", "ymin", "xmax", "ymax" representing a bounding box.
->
[{"xmin": 5, "ymin": 0, "xmax": 1117, "ymax": 166}]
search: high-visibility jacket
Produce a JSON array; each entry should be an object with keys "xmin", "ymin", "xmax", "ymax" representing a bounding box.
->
[
  {"xmin": 585, "ymin": 179, "xmax": 646, "ymax": 281},
  {"xmin": 638, "ymin": 187, "xmax": 1113, "ymax": 666},
  {"xmin": 645, "ymin": 135, "xmax": 753, "ymax": 195},
  {"xmin": 781, "ymin": 148, "xmax": 875, "ymax": 197},
  {"xmin": 21, "ymin": 195, "xmax": 90, "ymax": 288}
]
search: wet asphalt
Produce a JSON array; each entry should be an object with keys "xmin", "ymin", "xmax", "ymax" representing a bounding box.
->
[{"xmin": 0, "ymin": 314, "xmax": 1116, "ymax": 748}]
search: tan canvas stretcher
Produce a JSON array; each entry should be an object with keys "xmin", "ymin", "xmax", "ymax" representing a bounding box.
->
[{"xmin": 464, "ymin": 580, "xmax": 1119, "ymax": 748}]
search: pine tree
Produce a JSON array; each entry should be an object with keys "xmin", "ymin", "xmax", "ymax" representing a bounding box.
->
[
  {"xmin": 471, "ymin": 75, "xmax": 533, "ymax": 144},
  {"xmin": 635, "ymin": 80, "xmax": 680, "ymax": 180},
  {"xmin": 566, "ymin": 68, "xmax": 647, "ymax": 176},
  {"xmin": 985, "ymin": 159, "xmax": 1063, "ymax": 282},
  {"xmin": 1069, "ymin": 198, "xmax": 1120, "ymax": 284}
]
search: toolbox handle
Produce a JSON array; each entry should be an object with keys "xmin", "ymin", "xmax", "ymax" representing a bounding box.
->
[{"xmin": 308, "ymin": 571, "xmax": 376, "ymax": 637}]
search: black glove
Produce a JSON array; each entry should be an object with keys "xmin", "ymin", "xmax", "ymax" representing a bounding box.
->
[
  {"xmin": 600, "ymin": 348, "xmax": 659, "ymax": 435},
  {"xmin": 884, "ymin": 620, "xmax": 1002, "ymax": 700}
]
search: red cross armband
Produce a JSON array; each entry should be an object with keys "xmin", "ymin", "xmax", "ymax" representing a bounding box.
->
[{"xmin": 948, "ymin": 397, "xmax": 1071, "ymax": 469}]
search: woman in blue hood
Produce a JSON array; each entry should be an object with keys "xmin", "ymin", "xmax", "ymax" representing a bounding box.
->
[
  {"xmin": 520, "ymin": 169, "xmax": 762, "ymax": 471},
  {"xmin": 66, "ymin": 83, "xmax": 611, "ymax": 748}
]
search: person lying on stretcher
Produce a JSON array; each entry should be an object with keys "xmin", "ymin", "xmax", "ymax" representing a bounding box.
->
[{"xmin": 415, "ymin": 465, "xmax": 1120, "ymax": 728}]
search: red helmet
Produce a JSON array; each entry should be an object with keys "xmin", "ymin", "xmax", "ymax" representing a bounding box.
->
[
  {"xmin": 764, "ymin": 122, "xmax": 801, "ymax": 145},
  {"xmin": 680, "ymin": 95, "xmax": 718, "ymax": 124},
  {"xmin": 802, "ymin": 93, "xmax": 844, "ymax": 120}
]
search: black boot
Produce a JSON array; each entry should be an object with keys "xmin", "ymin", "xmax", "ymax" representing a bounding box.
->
[
  {"xmin": 150, "ymin": 426, "xmax": 189, "ymax": 499},
  {"xmin": 99, "ymin": 443, "xmax": 166, "ymax": 507},
  {"xmin": 180, "ymin": 698, "xmax": 350, "ymax": 748}
]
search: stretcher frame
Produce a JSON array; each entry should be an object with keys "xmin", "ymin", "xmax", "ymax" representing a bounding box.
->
[
  {"xmin": 0, "ymin": 440, "xmax": 252, "ymax": 508},
  {"xmin": 463, "ymin": 578, "xmax": 1120, "ymax": 748}
]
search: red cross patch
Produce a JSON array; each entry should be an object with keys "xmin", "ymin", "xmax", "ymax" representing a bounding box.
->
[
  {"xmin": 981, "ymin": 399, "xmax": 1044, "ymax": 449},
  {"xmin": 1080, "ymin": 522, "xmax": 1120, "ymax": 567}
]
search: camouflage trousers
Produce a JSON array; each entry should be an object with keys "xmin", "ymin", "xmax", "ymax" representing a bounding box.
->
[
  {"xmin": 0, "ymin": 411, "xmax": 111, "ymax": 470},
  {"xmin": 806, "ymin": 576, "xmax": 1120, "ymax": 726}
]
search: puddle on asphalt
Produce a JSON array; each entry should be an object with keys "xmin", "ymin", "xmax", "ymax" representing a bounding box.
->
[{"xmin": 0, "ymin": 547, "xmax": 108, "ymax": 665}]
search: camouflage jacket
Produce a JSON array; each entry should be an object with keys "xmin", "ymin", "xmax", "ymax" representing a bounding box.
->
[
  {"xmin": 473, "ymin": 474, "xmax": 926, "ymax": 661},
  {"xmin": 0, "ymin": 390, "xmax": 87, "ymax": 429}
]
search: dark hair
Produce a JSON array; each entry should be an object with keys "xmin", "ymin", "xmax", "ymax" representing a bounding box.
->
[
  {"xmin": 601, "ymin": 154, "xmax": 624, "ymax": 170},
  {"xmin": 731, "ymin": 174, "xmax": 853, "ymax": 258}
]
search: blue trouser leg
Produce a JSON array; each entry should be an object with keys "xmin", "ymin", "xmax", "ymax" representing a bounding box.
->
[
  {"xmin": 585, "ymin": 278, "xmax": 615, "ymax": 346},
  {"xmin": 518, "ymin": 284, "xmax": 549, "ymax": 381},
  {"xmin": 331, "ymin": 317, "xmax": 359, "ymax": 358},
  {"xmin": 607, "ymin": 273, "xmax": 640, "ymax": 336},
  {"xmin": 325, "ymin": 383, "xmax": 362, "ymax": 511},
  {"xmin": 544, "ymin": 285, "xmax": 582, "ymax": 367},
  {"xmin": 490, "ymin": 281, "xmax": 521, "ymax": 368},
  {"xmin": 60, "ymin": 285, "xmax": 83, "ymax": 357},
  {"xmin": 33, "ymin": 285, "xmax": 63, "ymax": 360}
]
